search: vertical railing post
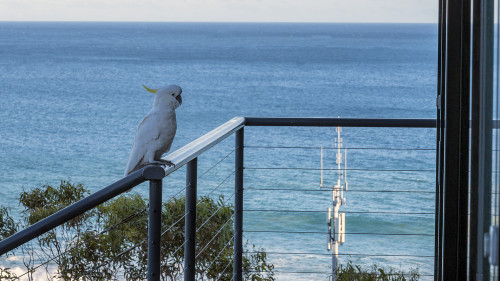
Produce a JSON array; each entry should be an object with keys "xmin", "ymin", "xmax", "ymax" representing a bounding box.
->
[
  {"xmin": 438, "ymin": 0, "xmax": 471, "ymax": 279},
  {"xmin": 234, "ymin": 128, "xmax": 244, "ymax": 281},
  {"xmin": 148, "ymin": 179, "xmax": 162, "ymax": 281},
  {"xmin": 185, "ymin": 158, "xmax": 198, "ymax": 281}
]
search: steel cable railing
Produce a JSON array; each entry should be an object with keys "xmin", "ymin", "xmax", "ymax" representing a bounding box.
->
[
  {"xmin": 174, "ymin": 215, "xmax": 235, "ymax": 280},
  {"xmin": 243, "ymin": 133, "xmax": 436, "ymax": 280},
  {"xmin": 1, "ymin": 117, "xmax": 438, "ymax": 281},
  {"xmin": 196, "ymin": 215, "xmax": 234, "ymax": 259},
  {"xmin": 244, "ymin": 209, "xmax": 434, "ymax": 215},
  {"xmin": 245, "ymin": 166, "xmax": 435, "ymax": 171},
  {"xmin": 203, "ymin": 235, "xmax": 235, "ymax": 274},
  {"xmin": 88, "ymin": 184, "xmax": 190, "ymax": 275},
  {"xmin": 198, "ymin": 149, "xmax": 236, "ymax": 180},
  {"xmin": 88, "ymin": 145, "xmax": 236, "ymax": 279},
  {"xmin": 177, "ymin": 229, "xmax": 235, "ymax": 280},
  {"xmin": 215, "ymin": 258, "xmax": 234, "ymax": 281},
  {"xmin": 75, "ymin": 179, "xmax": 189, "ymax": 276},
  {"xmin": 166, "ymin": 140, "xmax": 238, "ymax": 281},
  {"xmin": 245, "ymin": 251, "xmax": 434, "ymax": 258},
  {"xmin": 196, "ymin": 193, "xmax": 236, "ymax": 233},
  {"xmin": 200, "ymin": 170, "xmax": 236, "ymax": 199},
  {"xmin": 246, "ymin": 145, "xmax": 436, "ymax": 151},
  {"xmin": 170, "ymin": 240, "xmax": 187, "ymax": 260},
  {"xmin": 14, "ymin": 203, "xmax": 150, "ymax": 279},
  {"xmin": 245, "ymin": 270, "xmax": 433, "ymax": 276},
  {"xmin": 6, "ymin": 136, "xmax": 239, "ymax": 280},
  {"xmin": 245, "ymin": 230, "xmax": 434, "ymax": 236},
  {"xmin": 246, "ymin": 187, "xmax": 436, "ymax": 193},
  {"xmin": 160, "ymin": 145, "xmax": 238, "ymax": 281}
]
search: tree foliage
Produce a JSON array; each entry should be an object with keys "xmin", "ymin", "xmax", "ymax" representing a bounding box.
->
[
  {"xmin": 334, "ymin": 260, "xmax": 419, "ymax": 281},
  {"xmin": 0, "ymin": 207, "xmax": 16, "ymax": 241},
  {"xmin": 0, "ymin": 180, "xmax": 274, "ymax": 281}
]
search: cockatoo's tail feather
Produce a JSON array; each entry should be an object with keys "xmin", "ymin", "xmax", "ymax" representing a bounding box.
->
[{"xmin": 143, "ymin": 84, "xmax": 158, "ymax": 94}]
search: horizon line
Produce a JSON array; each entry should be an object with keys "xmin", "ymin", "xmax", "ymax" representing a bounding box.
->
[{"xmin": 0, "ymin": 20, "xmax": 439, "ymax": 24}]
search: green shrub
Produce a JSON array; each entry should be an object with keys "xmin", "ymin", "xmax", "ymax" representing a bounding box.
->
[
  {"xmin": 335, "ymin": 260, "xmax": 419, "ymax": 281},
  {"xmin": 1, "ymin": 180, "xmax": 274, "ymax": 281}
]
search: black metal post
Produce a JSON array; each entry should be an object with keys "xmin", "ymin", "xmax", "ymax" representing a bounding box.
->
[
  {"xmin": 148, "ymin": 179, "xmax": 162, "ymax": 281},
  {"xmin": 185, "ymin": 158, "xmax": 197, "ymax": 281},
  {"xmin": 469, "ymin": 0, "xmax": 494, "ymax": 279},
  {"xmin": 234, "ymin": 128, "xmax": 244, "ymax": 281},
  {"xmin": 439, "ymin": 0, "xmax": 471, "ymax": 279},
  {"xmin": 435, "ymin": 0, "xmax": 446, "ymax": 279}
]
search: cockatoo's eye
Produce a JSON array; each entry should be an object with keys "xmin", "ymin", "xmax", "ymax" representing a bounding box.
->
[{"xmin": 172, "ymin": 93, "xmax": 175, "ymax": 96}]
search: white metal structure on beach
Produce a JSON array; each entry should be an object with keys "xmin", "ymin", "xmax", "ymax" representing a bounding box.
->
[{"xmin": 321, "ymin": 126, "xmax": 347, "ymax": 280}]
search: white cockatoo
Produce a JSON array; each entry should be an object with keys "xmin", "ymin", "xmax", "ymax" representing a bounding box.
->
[{"xmin": 124, "ymin": 84, "xmax": 183, "ymax": 176}]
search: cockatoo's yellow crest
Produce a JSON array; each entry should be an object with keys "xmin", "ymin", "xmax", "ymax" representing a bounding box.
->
[{"xmin": 143, "ymin": 84, "xmax": 158, "ymax": 94}]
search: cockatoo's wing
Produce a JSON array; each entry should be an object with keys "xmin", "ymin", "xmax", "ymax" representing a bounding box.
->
[{"xmin": 124, "ymin": 113, "xmax": 161, "ymax": 176}]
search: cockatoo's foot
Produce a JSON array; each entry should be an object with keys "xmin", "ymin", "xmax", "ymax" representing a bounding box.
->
[{"xmin": 150, "ymin": 160, "xmax": 175, "ymax": 167}]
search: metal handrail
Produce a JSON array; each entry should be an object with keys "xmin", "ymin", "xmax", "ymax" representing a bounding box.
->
[
  {"xmin": 163, "ymin": 116, "xmax": 245, "ymax": 176},
  {"xmin": 0, "ymin": 166, "xmax": 163, "ymax": 255},
  {"xmin": 0, "ymin": 116, "xmax": 436, "ymax": 281},
  {"xmin": 0, "ymin": 117, "xmax": 245, "ymax": 256},
  {"xmin": 245, "ymin": 117, "xmax": 436, "ymax": 128}
]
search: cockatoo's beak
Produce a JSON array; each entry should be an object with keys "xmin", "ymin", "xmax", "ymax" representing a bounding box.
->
[
  {"xmin": 176, "ymin": 94, "xmax": 182, "ymax": 105},
  {"xmin": 143, "ymin": 84, "xmax": 158, "ymax": 94}
]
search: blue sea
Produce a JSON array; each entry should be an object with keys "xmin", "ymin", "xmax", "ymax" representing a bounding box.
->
[{"xmin": 0, "ymin": 22, "xmax": 437, "ymax": 280}]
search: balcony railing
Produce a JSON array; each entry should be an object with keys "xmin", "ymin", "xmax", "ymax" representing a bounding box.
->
[{"xmin": 0, "ymin": 117, "xmax": 436, "ymax": 281}]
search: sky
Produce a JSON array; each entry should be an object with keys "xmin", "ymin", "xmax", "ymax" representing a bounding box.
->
[{"xmin": 0, "ymin": 0, "xmax": 437, "ymax": 23}]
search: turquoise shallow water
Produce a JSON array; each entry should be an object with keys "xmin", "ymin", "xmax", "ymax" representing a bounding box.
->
[{"xmin": 0, "ymin": 22, "xmax": 437, "ymax": 279}]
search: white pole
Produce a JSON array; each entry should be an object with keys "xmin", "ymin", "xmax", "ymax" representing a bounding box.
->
[
  {"xmin": 320, "ymin": 147, "xmax": 324, "ymax": 188},
  {"xmin": 327, "ymin": 124, "xmax": 347, "ymax": 281},
  {"xmin": 332, "ymin": 189, "xmax": 339, "ymax": 280},
  {"xmin": 332, "ymin": 126, "xmax": 342, "ymax": 280}
]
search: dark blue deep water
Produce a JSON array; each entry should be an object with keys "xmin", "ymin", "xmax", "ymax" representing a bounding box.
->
[{"xmin": 0, "ymin": 22, "xmax": 437, "ymax": 279}]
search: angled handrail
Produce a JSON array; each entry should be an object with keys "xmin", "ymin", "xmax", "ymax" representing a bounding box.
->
[
  {"xmin": 163, "ymin": 117, "xmax": 245, "ymax": 176},
  {"xmin": 0, "ymin": 166, "xmax": 164, "ymax": 255},
  {"xmin": 0, "ymin": 117, "xmax": 246, "ymax": 256}
]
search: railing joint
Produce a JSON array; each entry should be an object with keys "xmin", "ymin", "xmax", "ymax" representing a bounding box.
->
[{"xmin": 142, "ymin": 165, "xmax": 166, "ymax": 180}]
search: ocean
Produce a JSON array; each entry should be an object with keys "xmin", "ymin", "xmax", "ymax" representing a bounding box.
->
[{"xmin": 0, "ymin": 22, "xmax": 437, "ymax": 280}]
